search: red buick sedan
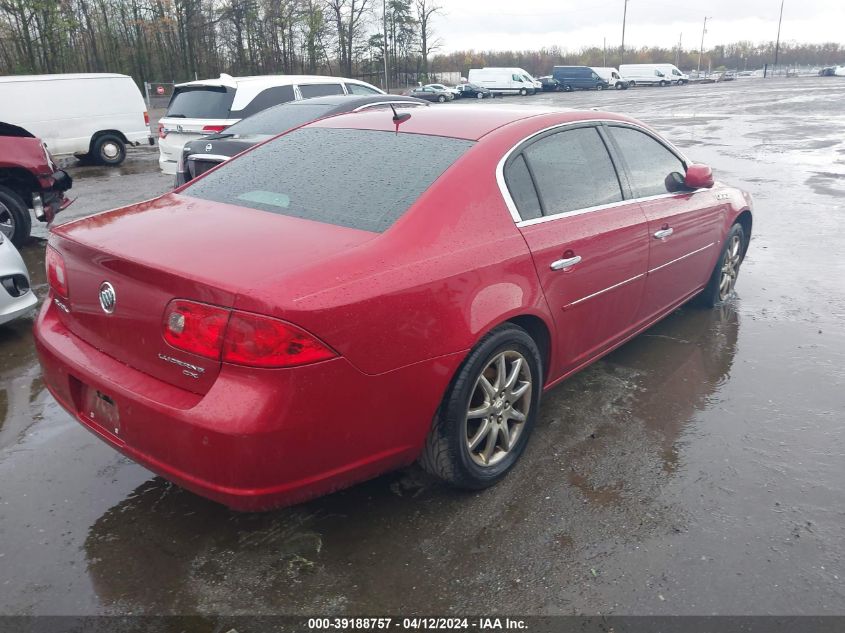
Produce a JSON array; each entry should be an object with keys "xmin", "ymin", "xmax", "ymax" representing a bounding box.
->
[{"xmin": 34, "ymin": 105, "xmax": 752, "ymax": 510}]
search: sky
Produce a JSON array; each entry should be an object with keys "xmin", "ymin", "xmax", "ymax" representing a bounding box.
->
[{"xmin": 432, "ymin": 0, "xmax": 845, "ymax": 52}]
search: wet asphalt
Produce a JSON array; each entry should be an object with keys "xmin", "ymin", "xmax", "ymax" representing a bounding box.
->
[{"xmin": 0, "ymin": 77, "xmax": 843, "ymax": 616}]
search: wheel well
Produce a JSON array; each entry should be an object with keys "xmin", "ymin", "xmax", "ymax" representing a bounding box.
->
[
  {"xmin": 507, "ymin": 315, "xmax": 551, "ymax": 382},
  {"xmin": 735, "ymin": 209, "xmax": 752, "ymax": 254},
  {"xmin": 0, "ymin": 168, "xmax": 38, "ymax": 207},
  {"xmin": 90, "ymin": 130, "xmax": 128, "ymax": 152}
]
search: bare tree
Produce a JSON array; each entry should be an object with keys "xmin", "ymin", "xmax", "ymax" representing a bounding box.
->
[{"xmin": 414, "ymin": 0, "xmax": 440, "ymax": 80}]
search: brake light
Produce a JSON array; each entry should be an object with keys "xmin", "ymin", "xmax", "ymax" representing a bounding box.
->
[
  {"xmin": 202, "ymin": 125, "xmax": 228, "ymax": 133},
  {"xmin": 163, "ymin": 300, "xmax": 229, "ymax": 360},
  {"xmin": 158, "ymin": 123, "xmax": 166, "ymax": 139},
  {"xmin": 46, "ymin": 246, "xmax": 69, "ymax": 298},
  {"xmin": 223, "ymin": 312, "xmax": 337, "ymax": 368},
  {"xmin": 162, "ymin": 300, "xmax": 336, "ymax": 368},
  {"xmin": 144, "ymin": 111, "xmax": 150, "ymax": 126}
]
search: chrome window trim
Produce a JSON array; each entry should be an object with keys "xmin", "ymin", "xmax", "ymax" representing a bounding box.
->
[
  {"xmin": 496, "ymin": 118, "xmax": 693, "ymax": 225},
  {"xmin": 186, "ymin": 154, "xmax": 230, "ymax": 162}
]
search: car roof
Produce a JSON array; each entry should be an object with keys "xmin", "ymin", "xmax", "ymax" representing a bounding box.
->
[
  {"xmin": 0, "ymin": 73, "xmax": 129, "ymax": 83},
  {"xmin": 308, "ymin": 104, "xmax": 600, "ymax": 141}
]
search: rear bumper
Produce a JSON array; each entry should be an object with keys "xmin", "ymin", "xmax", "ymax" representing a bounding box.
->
[{"xmin": 34, "ymin": 298, "xmax": 461, "ymax": 510}]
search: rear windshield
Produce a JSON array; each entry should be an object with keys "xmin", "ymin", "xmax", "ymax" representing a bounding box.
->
[
  {"xmin": 226, "ymin": 103, "xmax": 335, "ymax": 136},
  {"xmin": 182, "ymin": 128, "xmax": 474, "ymax": 233},
  {"xmin": 167, "ymin": 86, "xmax": 235, "ymax": 119}
]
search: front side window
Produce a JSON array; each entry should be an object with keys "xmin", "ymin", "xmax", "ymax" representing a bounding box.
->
[
  {"xmin": 608, "ymin": 126, "xmax": 686, "ymax": 198},
  {"xmin": 521, "ymin": 127, "xmax": 623, "ymax": 215},
  {"xmin": 299, "ymin": 83, "xmax": 345, "ymax": 99},
  {"xmin": 182, "ymin": 128, "xmax": 474, "ymax": 233}
]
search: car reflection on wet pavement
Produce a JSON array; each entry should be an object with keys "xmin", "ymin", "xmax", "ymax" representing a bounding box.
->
[{"xmin": 0, "ymin": 78, "xmax": 843, "ymax": 616}]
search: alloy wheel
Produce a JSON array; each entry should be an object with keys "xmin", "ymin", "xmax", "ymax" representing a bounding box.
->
[
  {"xmin": 719, "ymin": 234, "xmax": 743, "ymax": 301},
  {"xmin": 464, "ymin": 350, "xmax": 532, "ymax": 467},
  {"xmin": 0, "ymin": 202, "xmax": 15, "ymax": 239}
]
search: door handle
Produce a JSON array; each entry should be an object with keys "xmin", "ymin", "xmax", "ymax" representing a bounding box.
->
[
  {"xmin": 550, "ymin": 255, "xmax": 582, "ymax": 271},
  {"xmin": 653, "ymin": 227, "xmax": 674, "ymax": 240}
]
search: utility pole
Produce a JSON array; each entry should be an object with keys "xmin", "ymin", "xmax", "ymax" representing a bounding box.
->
[
  {"xmin": 676, "ymin": 32, "xmax": 682, "ymax": 66},
  {"xmin": 620, "ymin": 0, "xmax": 628, "ymax": 66},
  {"xmin": 697, "ymin": 16, "xmax": 711, "ymax": 75},
  {"xmin": 774, "ymin": 0, "xmax": 785, "ymax": 72},
  {"xmin": 383, "ymin": 0, "xmax": 389, "ymax": 91},
  {"xmin": 603, "ymin": 37, "xmax": 607, "ymax": 66}
]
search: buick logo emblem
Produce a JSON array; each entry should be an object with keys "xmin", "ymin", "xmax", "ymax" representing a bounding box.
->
[
  {"xmin": 205, "ymin": 143, "xmax": 213, "ymax": 152},
  {"xmin": 99, "ymin": 282, "xmax": 116, "ymax": 314}
]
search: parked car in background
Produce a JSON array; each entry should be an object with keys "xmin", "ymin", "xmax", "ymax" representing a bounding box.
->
[
  {"xmin": 425, "ymin": 83, "xmax": 460, "ymax": 99},
  {"xmin": 175, "ymin": 94, "xmax": 427, "ymax": 186},
  {"xmin": 467, "ymin": 68, "xmax": 538, "ymax": 95},
  {"xmin": 158, "ymin": 74, "xmax": 384, "ymax": 174},
  {"xmin": 836, "ymin": 66, "xmax": 845, "ymax": 77},
  {"xmin": 619, "ymin": 64, "xmax": 679, "ymax": 86},
  {"xmin": 551, "ymin": 66, "xmax": 610, "ymax": 91},
  {"xmin": 654, "ymin": 64, "xmax": 689, "ymax": 84},
  {"xmin": 591, "ymin": 67, "xmax": 630, "ymax": 89},
  {"xmin": 0, "ymin": 73, "xmax": 152, "ymax": 166},
  {"xmin": 35, "ymin": 105, "xmax": 752, "ymax": 510},
  {"xmin": 536, "ymin": 76, "xmax": 561, "ymax": 91},
  {"xmin": 0, "ymin": 232, "xmax": 37, "ymax": 325},
  {"xmin": 818, "ymin": 66, "xmax": 836, "ymax": 76},
  {"xmin": 408, "ymin": 85, "xmax": 453, "ymax": 102},
  {"xmin": 0, "ymin": 122, "xmax": 72, "ymax": 245},
  {"xmin": 456, "ymin": 83, "xmax": 493, "ymax": 99}
]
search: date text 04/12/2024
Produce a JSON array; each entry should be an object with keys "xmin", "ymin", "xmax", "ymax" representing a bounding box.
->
[{"xmin": 306, "ymin": 618, "xmax": 528, "ymax": 630}]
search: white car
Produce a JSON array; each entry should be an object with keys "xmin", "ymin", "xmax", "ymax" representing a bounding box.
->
[
  {"xmin": 0, "ymin": 73, "xmax": 152, "ymax": 166},
  {"xmin": 157, "ymin": 74, "xmax": 384, "ymax": 174},
  {"xmin": 425, "ymin": 84, "xmax": 459, "ymax": 99},
  {"xmin": 0, "ymin": 234, "xmax": 36, "ymax": 326}
]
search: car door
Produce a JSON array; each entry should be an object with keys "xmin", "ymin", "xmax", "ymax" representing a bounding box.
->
[
  {"xmin": 502, "ymin": 124, "xmax": 650, "ymax": 380},
  {"xmin": 604, "ymin": 124, "xmax": 726, "ymax": 322}
]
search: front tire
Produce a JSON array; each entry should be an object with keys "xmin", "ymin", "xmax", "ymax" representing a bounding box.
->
[
  {"xmin": 437, "ymin": 95, "xmax": 447, "ymax": 103},
  {"xmin": 419, "ymin": 324, "xmax": 542, "ymax": 489},
  {"xmin": 596, "ymin": 84, "xmax": 604, "ymax": 91},
  {"xmin": 695, "ymin": 223, "xmax": 746, "ymax": 308},
  {"xmin": 660, "ymin": 80, "xmax": 668, "ymax": 87},
  {"xmin": 93, "ymin": 134, "xmax": 126, "ymax": 166},
  {"xmin": 519, "ymin": 88, "xmax": 528, "ymax": 96},
  {"xmin": 0, "ymin": 186, "xmax": 32, "ymax": 246},
  {"xmin": 476, "ymin": 92, "xmax": 484, "ymax": 99}
]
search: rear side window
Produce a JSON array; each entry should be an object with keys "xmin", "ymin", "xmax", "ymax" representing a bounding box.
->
[
  {"xmin": 225, "ymin": 103, "xmax": 334, "ymax": 136},
  {"xmin": 299, "ymin": 83, "xmax": 345, "ymax": 98},
  {"xmin": 347, "ymin": 83, "xmax": 380, "ymax": 95},
  {"xmin": 182, "ymin": 128, "xmax": 474, "ymax": 233},
  {"xmin": 522, "ymin": 127, "xmax": 622, "ymax": 215},
  {"xmin": 608, "ymin": 126, "xmax": 686, "ymax": 198},
  {"xmin": 234, "ymin": 85, "xmax": 296, "ymax": 118},
  {"xmin": 167, "ymin": 87, "xmax": 234, "ymax": 118},
  {"xmin": 504, "ymin": 155, "xmax": 542, "ymax": 220}
]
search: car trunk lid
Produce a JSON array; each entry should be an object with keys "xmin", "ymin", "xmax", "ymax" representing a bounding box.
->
[{"xmin": 51, "ymin": 194, "xmax": 377, "ymax": 394}]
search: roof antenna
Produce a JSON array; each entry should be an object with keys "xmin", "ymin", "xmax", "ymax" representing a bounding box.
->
[{"xmin": 390, "ymin": 103, "xmax": 411, "ymax": 133}]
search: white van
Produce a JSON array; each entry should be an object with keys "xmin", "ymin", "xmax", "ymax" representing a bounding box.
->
[
  {"xmin": 467, "ymin": 68, "xmax": 538, "ymax": 96},
  {"xmin": 157, "ymin": 74, "xmax": 384, "ymax": 174},
  {"xmin": 619, "ymin": 64, "xmax": 688, "ymax": 86},
  {"xmin": 0, "ymin": 73, "xmax": 151, "ymax": 165},
  {"xmin": 591, "ymin": 67, "xmax": 631, "ymax": 89}
]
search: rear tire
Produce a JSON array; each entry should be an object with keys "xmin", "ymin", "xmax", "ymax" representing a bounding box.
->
[
  {"xmin": 0, "ymin": 186, "xmax": 32, "ymax": 246},
  {"xmin": 93, "ymin": 134, "xmax": 126, "ymax": 166},
  {"xmin": 419, "ymin": 324, "xmax": 543, "ymax": 489},
  {"xmin": 695, "ymin": 223, "xmax": 746, "ymax": 308}
]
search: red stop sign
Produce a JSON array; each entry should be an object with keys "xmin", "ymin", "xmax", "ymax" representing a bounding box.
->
[{"xmin": 156, "ymin": 86, "xmax": 165, "ymax": 95}]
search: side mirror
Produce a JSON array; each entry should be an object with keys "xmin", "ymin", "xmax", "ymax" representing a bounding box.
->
[{"xmin": 684, "ymin": 163, "xmax": 714, "ymax": 189}]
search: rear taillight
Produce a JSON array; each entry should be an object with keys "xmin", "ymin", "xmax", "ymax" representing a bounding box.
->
[
  {"xmin": 163, "ymin": 300, "xmax": 229, "ymax": 360},
  {"xmin": 162, "ymin": 300, "xmax": 336, "ymax": 368},
  {"xmin": 158, "ymin": 123, "xmax": 166, "ymax": 139},
  {"xmin": 46, "ymin": 246, "xmax": 69, "ymax": 298},
  {"xmin": 144, "ymin": 111, "xmax": 150, "ymax": 126},
  {"xmin": 202, "ymin": 125, "xmax": 228, "ymax": 133},
  {"xmin": 223, "ymin": 312, "xmax": 336, "ymax": 368}
]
